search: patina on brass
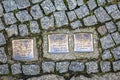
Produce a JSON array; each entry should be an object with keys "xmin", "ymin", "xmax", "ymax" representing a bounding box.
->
[
  {"xmin": 48, "ymin": 34, "xmax": 69, "ymax": 53},
  {"xmin": 74, "ymin": 33, "xmax": 94, "ymax": 52}
]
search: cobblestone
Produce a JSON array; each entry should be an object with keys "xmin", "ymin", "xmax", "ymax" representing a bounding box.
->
[
  {"xmin": 0, "ymin": 47, "xmax": 7, "ymax": 63},
  {"xmin": 0, "ymin": 19, "xmax": 5, "ymax": 31},
  {"xmin": 67, "ymin": 11, "xmax": 77, "ymax": 22},
  {"xmin": 100, "ymin": 61, "xmax": 111, "ymax": 73},
  {"xmin": 67, "ymin": 0, "xmax": 77, "ymax": 10},
  {"xmin": 16, "ymin": 10, "xmax": 32, "ymax": 22},
  {"xmin": 105, "ymin": 21, "xmax": 116, "ymax": 33},
  {"xmin": 111, "ymin": 46, "xmax": 120, "ymax": 60},
  {"xmin": 97, "ymin": 25, "xmax": 107, "ymax": 36},
  {"xmin": 30, "ymin": 4, "xmax": 43, "ymax": 20},
  {"xmin": 105, "ymin": 5, "xmax": 118, "ymax": 14},
  {"xmin": 97, "ymin": 0, "xmax": 106, "ymax": 6},
  {"xmin": 22, "ymin": 65, "xmax": 40, "ymax": 75},
  {"xmin": 31, "ymin": 0, "xmax": 43, "ymax": 4},
  {"xmin": 56, "ymin": 62, "xmax": 69, "ymax": 73},
  {"xmin": 30, "ymin": 21, "xmax": 40, "ymax": 33},
  {"xmin": 69, "ymin": 62, "xmax": 85, "ymax": 72},
  {"xmin": 102, "ymin": 50, "xmax": 112, "ymax": 60},
  {"xmin": 0, "ymin": 64, "xmax": 9, "ymax": 75},
  {"xmin": 4, "ymin": 12, "xmax": 17, "ymax": 25},
  {"xmin": 0, "ymin": 33, "xmax": 6, "ymax": 46},
  {"xmin": 11, "ymin": 63, "xmax": 22, "ymax": 75},
  {"xmin": 87, "ymin": 0, "xmax": 97, "ymax": 10},
  {"xmin": 110, "ymin": 10, "xmax": 120, "ymax": 20},
  {"xmin": 116, "ymin": 21, "xmax": 120, "ymax": 31},
  {"xmin": 100, "ymin": 34, "xmax": 115, "ymax": 49},
  {"xmin": 113, "ymin": 60, "xmax": 120, "ymax": 71},
  {"xmin": 111, "ymin": 32, "xmax": 120, "ymax": 45},
  {"xmin": 71, "ymin": 20, "xmax": 82, "ymax": 29},
  {"xmin": 77, "ymin": 0, "xmax": 84, "ymax": 6},
  {"xmin": 42, "ymin": 62, "xmax": 55, "ymax": 73},
  {"xmin": 0, "ymin": 3, "xmax": 3, "ymax": 17}
]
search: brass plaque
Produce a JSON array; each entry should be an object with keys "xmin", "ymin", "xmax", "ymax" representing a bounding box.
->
[
  {"xmin": 74, "ymin": 33, "xmax": 93, "ymax": 52},
  {"xmin": 48, "ymin": 34, "xmax": 69, "ymax": 53},
  {"xmin": 12, "ymin": 39, "xmax": 34, "ymax": 60}
]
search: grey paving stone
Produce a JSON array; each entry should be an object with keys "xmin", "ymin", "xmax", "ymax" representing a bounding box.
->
[
  {"xmin": 11, "ymin": 63, "xmax": 22, "ymax": 75},
  {"xmin": 75, "ymin": 5, "xmax": 89, "ymax": 19},
  {"xmin": 56, "ymin": 62, "xmax": 69, "ymax": 73},
  {"xmin": 41, "ymin": 15, "xmax": 54, "ymax": 29},
  {"xmin": 69, "ymin": 62, "xmax": 85, "ymax": 72},
  {"xmin": 97, "ymin": 25, "xmax": 107, "ymax": 36},
  {"xmin": 31, "ymin": 0, "xmax": 43, "ymax": 4},
  {"xmin": 30, "ymin": 4, "xmax": 43, "ymax": 20},
  {"xmin": 97, "ymin": 0, "xmax": 106, "ymax": 6},
  {"xmin": 0, "ymin": 19, "xmax": 5, "ymax": 31},
  {"xmin": 86, "ymin": 61, "xmax": 98, "ymax": 74},
  {"xmin": 0, "ymin": 33, "xmax": 6, "ymax": 46},
  {"xmin": 14, "ymin": 0, "xmax": 30, "ymax": 9},
  {"xmin": 105, "ymin": 21, "xmax": 116, "ymax": 33},
  {"xmin": 111, "ymin": 46, "xmax": 120, "ymax": 60},
  {"xmin": 100, "ymin": 61, "xmax": 111, "ymax": 73},
  {"xmin": 83, "ymin": 15, "xmax": 97, "ymax": 26},
  {"xmin": 16, "ymin": 10, "xmax": 32, "ymax": 22},
  {"xmin": 22, "ymin": 65, "xmax": 40, "ymax": 75},
  {"xmin": 5, "ymin": 24, "xmax": 18, "ymax": 37},
  {"xmin": 94, "ymin": 7, "xmax": 111, "ymax": 23},
  {"xmin": 0, "ymin": 64, "xmax": 9, "ymax": 75},
  {"xmin": 71, "ymin": 20, "xmax": 82, "ymax": 29},
  {"xmin": 110, "ymin": 10, "xmax": 120, "ymax": 20},
  {"xmin": 2, "ymin": 0, "xmax": 17, "ymax": 12},
  {"xmin": 113, "ymin": 60, "xmax": 120, "ymax": 71},
  {"xmin": 112, "ymin": 32, "xmax": 120, "ymax": 45},
  {"xmin": 30, "ymin": 21, "xmax": 40, "ymax": 33},
  {"xmin": 54, "ymin": 0, "xmax": 67, "ymax": 10},
  {"xmin": 0, "ymin": 3, "xmax": 3, "ymax": 17},
  {"xmin": 105, "ymin": 4, "xmax": 118, "ymax": 14},
  {"xmin": 116, "ymin": 21, "xmax": 120, "ymax": 31},
  {"xmin": 4, "ymin": 12, "xmax": 17, "ymax": 25},
  {"xmin": 41, "ymin": 0, "xmax": 55, "ymax": 15},
  {"xmin": 18, "ymin": 24, "xmax": 29, "ymax": 37},
  {"xmin": 102, "ymin": 50, "xmax": 112, "ymax": 60},
  {"xmin": 0, "ymin": 47, "xmax": 7, "ymax": 63},
  {"xmin": 100, "ymin": 34, "xmax": 115, "ymax": 49},
  {"xmin": 54, "ymin": 11, "xmax": 68, "ymax": 27},
  {"xmin": 77, "ymin": 0, "xmax": 84, "ymax": 6},
  {"xmin": 107, "ymin": 0, "xmax": 113, "ymax": 2},
  {"xmin": 67, "ymin": 0, "xmax": 77, "ymax": 10},
  {"xmin": 42, "ymin": 62, "xmax": 55, "ymax": 73},
  {"xmin": 67, "ymin": 11, "xmax": 77, "ymax": 22},
  {"xmin": 87, "ymin": 0, "xmax": 97, "ymax": 10},
  {"xmin": 118, "ymin": 2, "xmax": 120, "ymax": 9}
]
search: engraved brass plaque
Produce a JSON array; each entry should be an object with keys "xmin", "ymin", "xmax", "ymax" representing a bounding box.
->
[
  {"xmin": 12, "ymin": 39, "xmax": 34, "ymax": 60},
  {"xmin": 74, "ymin": 33, "xmax": 93, "ymax": 52},
  {"xmin": 48, "ymin": 34, "xmax": 69, "ymax": 53}
]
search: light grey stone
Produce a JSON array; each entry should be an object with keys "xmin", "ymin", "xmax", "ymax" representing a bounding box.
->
[
  {"xmin": 100, "ymin": 61, "xmax": 111, "ymax": 73},
  {"xmin": 102, "ymin": 50, "xmax": 112, "ymax": 60},
  {"xmin": 11, "ymin": 63, "xmax": 22, "ymax": 75},
  {"xmin": 71, "ymin": 20, "xmax": 82, "ymax": 29},
  {"xmin": 41, "ymin": 15, "xmax": 54, "ymax": 29},
  {"xmin": 87, "ymin": 0, "xmax": 97, "ymax": 10},
  {"xmin": 5, "ymin": 24, "xmax": 18, "ymax": 37},
  {"xmin": 77, "ymin": 0, "xmax": 84, "ymax": 6},
  {"xmin": 105, "ymin": 21, "xmax": 116, "ymax": 33},
  {"xmin": 67, "ymin": 0, "xmax": 77, "ymax": 10},
  {"xmin": 54, "ymin": 11, "xmax": 68, "ymax": 27},
  {"xmin": 69, "ymin": 62, "xmax": 85, "ymax": 72},
  {"xmin": 30, "ymin": 4, "xmax": 43, "ymax": 20},
  {"xmin": 0, "ymin": 33, "xmax": 6, "ymax": 46},
  {"xmin": 86, "ymin": 61, "xmax": 98, "ymax": 74},
  {"xmin": 83, "ymin": 15, "xmax": 97, "ymax": 26},
  {"xmin": 27, "ymin": 74, "xmax": 65, "ymax": 80},
  {"xmin": 105, "ymin": 4, "xmax": 118, "ymax": 14},
  {"xmin": 0, "ymin": 3, "xmax": 3, "ymax": 17},
  {"xmin": 0, "ymin": 19, "xmax": 5, "ymax": 31},
  {"xmin": 110, "ymin": 10, "xmax": 120, "ymax": 20},
  {"xmin": 14, "ymin": 0, "xmax": 30, "ymax": 9},
  {"xmin": 22, "ymin": 65, "xmax": 40, "ymax": 75},
  {"xmin": 56, "ymin": 62, "xmax": 69, "ymax": 73},
  {"xmin": 94, "ymin": 7, "xmax": 111, "ymax": 23},
  {"xmin": 18, "ymin": 24, "xmax": 29, "ymax": 37},
  {"xmin": 118, "ymin": 2, "xmax": 120, "ymax": 9},
  {"xmin": 97, "ymin": 0, "xmax": 106, "ymax": 6},
  {"xmin": 67, "ymin": 11, "xmax": 77, "ymax": 21},
  {"xmin": 113, "ymin": 60, "xmax": 120, "ymax": 71},
  {"xmin": 4, "ymin": 12, "xmax": 17, "ymax": 25},
  {"xmin": 111, "ymin": 46, "xmax": 120, "ymax": 60},
  {"xmin": 0, "ymin": 47, "xmax": 7, "ymax": 63},
  {"xmin": 0, "ymin": 64, "xmax": 9, "ymax": 75},
  {"xmin": 42, "ymin": 62, "xmax": 55, "ymax": 73},
  {"xmin": 54, "ymin": 0, "xmax": 67, "ymax": 10},
  {"xmin": 107, "ymin": 0, "xmax": 113, "ymax": 2},
  {"xmin": 31, "ymin": 0, "xmax": 43, "ymax": 4},
  {"xmin": 116, "ymin": 21, "xmax": 120, "ymax": 31},
  {"xmin": 100, "ymin": 34, "xmax": 115, "ymax": 49},
  {"xmin": 41, "ymin": 0, "xmax": 55, "ymax": 15},
  {"xmin": 2, "ymin": 0, "xmax": 17, "ymax": 12},
  {"xmin": 75, "ymin": 5, "xmax": 89, "ymax": 19},
  {"xmin": 97, "ymin": 25, "xmax": 107, "ymax": 36},
  {"xmin": 30, "ymin": 21, "xmax": 40, "ymax": 33},
  {"xmin": 16, "ymin": 10, "xmax": 32, "ymax": 22},
  {"xmin": 112, "ymin": 32, "xmax": 120, "ymax": 45}
]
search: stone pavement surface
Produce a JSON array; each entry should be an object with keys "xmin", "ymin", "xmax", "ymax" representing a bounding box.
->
[{"xmin": 0, "ymin": 0, "xmax": 120, "ymax": 80}]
